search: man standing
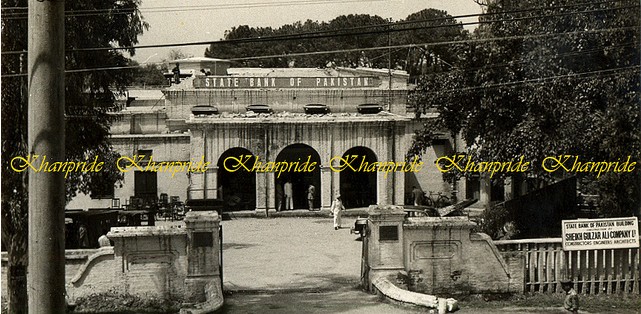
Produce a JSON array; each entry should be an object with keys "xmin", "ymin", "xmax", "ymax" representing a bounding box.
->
[
  {"xmin": 307, "ymin": 184, "xmax": 316, "ymax": 211},
  {"xmin": 284, "ymin": 180, "xmax": 293, "ymax": 210},
  {"xmin": 172, "ymin": 63, "xmax": 181, "ymax": 84},
  {"xmin": 78, "ymin": 224, "xmax": 89, "ymax": 248},
  {"xmin": 275, "ymin": 182, "xmax": 283, "ymax": 212},
  {"xmin": 330, "ymin": 194, "xmax": 345, "ymax": 230},
  {"xmin": 412, "ymin": 186, "xmax": 424, "ymax": 206}
]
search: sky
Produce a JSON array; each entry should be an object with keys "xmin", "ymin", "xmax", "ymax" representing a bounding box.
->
[{"xmin": 131, "ymin": 0, "xmax": 483, "ymax": 64}]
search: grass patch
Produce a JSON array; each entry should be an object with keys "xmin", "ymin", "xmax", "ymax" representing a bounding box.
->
[{"xmin": 72, "ymin": 292, "xmax": 182, "ymax": 313}]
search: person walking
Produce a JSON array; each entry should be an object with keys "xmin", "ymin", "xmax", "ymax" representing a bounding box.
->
[
  {"xmin": 307, "ymin": 184, "xmax": 316, "ymax": 211},
  {"xmin": 330, "ymin": 194, "xmax": 345, "ymax": 230},
  {"xmin": 284, "ymin": 180, "xmax": 293, "ymax": 210}
]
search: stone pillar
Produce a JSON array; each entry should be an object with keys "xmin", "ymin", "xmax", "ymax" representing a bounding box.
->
[
  {"xmin": 377, "ymin": 173, "xmax": 390, "ymax": 205},
  {"xmin": 366, "ymin": 205, "xmax": 406, "ymax": 291},
  {"xmin": 183, "ymin": 211, "xmax": 222, "ymax": 303},
  {"xmin": 331, "ymin": 162, "xmax": 341, "ymax": 200},
  {"xmin": 266, "ymin": 172, "xmax": 276, "ymax": 214},
  {"xmin": 190, "ymin": 173, "xmax": 205, "ymax": 200},
  {"xmin": 479, "ymin": 175, "xmax": 492, "ymax": 208},
  {"xmin": 205, "ymin": 167, "xmax": 217, "ymax": 199},
  {"xmin": 190, "ymin": 129, "xmax": 205, "ymax": 200},
  {"xmin": 255, "ymin": 172, "xmax": 267, "ymax": 215},
  {"xmin": 393, "ymin": 171, "xmax": 405, "ymax": 206},
  {"xmin": 320, "ymin": 167, "xmax": 332, "ymax": 210}
]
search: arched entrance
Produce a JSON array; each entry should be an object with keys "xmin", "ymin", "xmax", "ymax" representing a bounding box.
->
[
  {"xmin": 218, "ymin": 147, "xmax": 256, "ymax": 211},
  {"xmin": 340, "ymin": 147, "xmax": 377, "ymax": 209},
  {"xmin": 274, "ymin": 144, "xmax": 321, "ymax": 210}
]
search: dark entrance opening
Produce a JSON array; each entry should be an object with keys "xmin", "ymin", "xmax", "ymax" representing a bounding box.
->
[
  {"xmin": 134, "ymin": 171, "xmax": 158, "ymax": 207},
  {"xmin": 340, "ymin": 147, "xmax": 377, "ymax": 209},
  {"xmin": 274, "ymin": 144, "xmax": 321, "ymax": 210},
  {"xmin": 218, "ymin": 147, "xmax": 256, "ymax": 211}
]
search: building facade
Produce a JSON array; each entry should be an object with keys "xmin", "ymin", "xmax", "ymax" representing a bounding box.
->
[{"xmin": 68, "ymin": 57, "xmax": 474, "ymax": 213}]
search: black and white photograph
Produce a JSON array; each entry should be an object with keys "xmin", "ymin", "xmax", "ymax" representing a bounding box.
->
[{"xmin": 1, "ymin": 0, "xmax": 640, "ymax": 313}]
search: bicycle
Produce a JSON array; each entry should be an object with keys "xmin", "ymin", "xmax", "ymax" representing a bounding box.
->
[{"xmin": 424, "ymin": 191, "xmax": 452, "ymax": 208}]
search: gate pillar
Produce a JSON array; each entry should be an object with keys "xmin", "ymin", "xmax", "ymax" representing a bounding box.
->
[
  {"xmin": 365, "ymin": 205, "xmax": 406, "ymax": 291},
  {"xmin": 183, "ymin": 211, "xmax": 222, "ymax": 304}
]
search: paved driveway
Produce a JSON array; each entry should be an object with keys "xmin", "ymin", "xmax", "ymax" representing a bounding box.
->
[{"xmin": 221, "ymin": 217, "xmax": 362, "ymax": 292}]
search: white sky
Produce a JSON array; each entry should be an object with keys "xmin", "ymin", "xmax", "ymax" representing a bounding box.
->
[{"xmin": 131, "ymin": 0, "xmax": 483, "ymax": 63}]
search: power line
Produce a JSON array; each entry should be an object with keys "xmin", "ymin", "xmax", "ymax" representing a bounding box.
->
[
  {"xmin": 420, "ymin": 42, "xmax": 639, "ymax": 77},
  {"xmin": 2, "ymin": 3, "xmax": 637, "ymax": 56},
  {"xmin": 222, "ymin": 26, "xmax": 638, "ymax": 62},
  {"xmin": 1, "ymin": 29, "xmax": 637, "ymax": 79},
  {"xmin": 0, "ymin": 0, "xmax": 387, "ymax": 19},
  {"xmin": 423, "ymin": 65, "xmax": 640, "ymax": 95}
]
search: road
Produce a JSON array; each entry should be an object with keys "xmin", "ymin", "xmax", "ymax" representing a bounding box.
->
[{"xmin": 199, "ymin": 216, "xmax": 638, "ymax": 313}]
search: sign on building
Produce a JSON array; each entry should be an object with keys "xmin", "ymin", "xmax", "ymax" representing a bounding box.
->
[
  {"xmin": 193, "ymin": 76, "xmax": 382, "ymax": 89},
  {"xmin": 562, "ymin": 217, "xmax": 639, "ymax": 251}
]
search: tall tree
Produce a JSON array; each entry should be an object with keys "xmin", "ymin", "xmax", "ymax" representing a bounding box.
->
[
  {"xmin": 204, "ymin": 10, "xmax": 467, "ymax": 78},
  {"xmin": 1, "ymin": 1, "xmax": 147, "ymax": 311},
  {"xmin": 411, "ymin": 0, "xmax": 640, "ymax": 216}
]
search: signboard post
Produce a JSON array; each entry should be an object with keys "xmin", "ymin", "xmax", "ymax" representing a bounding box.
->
[{"xmin": 562, "ymin": 217, "xmax": 639, "ymax": 251}]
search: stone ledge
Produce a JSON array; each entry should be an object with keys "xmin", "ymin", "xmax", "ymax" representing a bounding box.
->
[{"xmin": 108, "ymin": 225, "xmax": 187, "ymax": 237}]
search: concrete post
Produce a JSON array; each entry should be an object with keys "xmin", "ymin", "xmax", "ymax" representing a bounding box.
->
[{"xmin": 27, "ymin": 0, "xmax": 66, "ymax": 312}]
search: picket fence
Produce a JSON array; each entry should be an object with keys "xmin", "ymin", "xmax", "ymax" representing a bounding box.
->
[{"xmin": 494, "ymin": 238, "xmax": 640, "ymax": 294}]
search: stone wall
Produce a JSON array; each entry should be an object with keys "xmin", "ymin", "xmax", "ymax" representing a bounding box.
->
[
  {"xmin": 366, "ymin": 206, "xmax": 525, "ymax": 296},
  {"xmin": 1, "ymin": 211, "xmax": 222, "ymax": 308}
]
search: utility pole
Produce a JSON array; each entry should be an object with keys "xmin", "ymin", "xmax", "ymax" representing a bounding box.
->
[{"xmin": 27, "ymin": 0, "xmax": 66, "ymax": 312}]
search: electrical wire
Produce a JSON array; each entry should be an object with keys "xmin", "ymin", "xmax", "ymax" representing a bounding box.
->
[
  {"xmin": 1, "ymin": 29, "xmax": 636, "ymax": 78},
  {"xmin": 1, "ymin": 1, "xmax": 637, "ymax": 55},
  {"xmin": 421, "ymin": 65, "xmax": 639, "ymax": 95},
  {"xmin": 1, "ymin": 0, "xmax": 388, "ymax": 19}
]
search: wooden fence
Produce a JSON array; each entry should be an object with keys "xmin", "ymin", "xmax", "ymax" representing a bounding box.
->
[{"xmin": 494, "ymin": 238, "xmax": 640, "ymax": 294}]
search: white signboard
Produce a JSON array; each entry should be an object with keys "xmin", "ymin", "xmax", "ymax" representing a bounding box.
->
[{"xmin": 562, "ymin": 217, "xmax": 639, "ymax": 251}]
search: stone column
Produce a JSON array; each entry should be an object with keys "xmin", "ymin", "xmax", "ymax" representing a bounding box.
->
[
  {"xmin": 189, "ymin": 128, "xmax": 205, "ymax": 199},
  {"xmin": 479, "ymin": 175, "xmax": 492, "ymax": 208},
  {"xmin": 255, "ymin": 172, "xmax": 267, "ymax": 215},
  {"xmin": 205, "ymin": 167, "xmax": 218, "ymax": 199},
  {"xmin": 320, "ymin": 166, "xmax": 332, "ymax": 210},
  {"xmin": 377, "ymin": 172, "xmax": 390, "ymax": 205},
  {"xmin": 266, "ymin": 172, "xmax": 276, "ymax": 214},
  {"xmin": 366, "ymin": 205, "xmax": 406, "ymax": 291},
  {"xmin": 183, "ymin": 211, "xmax": 222, "ymax": 303},
  {"xmin": 393, "ymin": 171, "xmax": 405, "ymax": 206}
]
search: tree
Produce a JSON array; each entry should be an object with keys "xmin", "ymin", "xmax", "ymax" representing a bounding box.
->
[
  {"xmin": 167, "ymin": 48, "xmax": 192, "ymax": 61},
  {"xmin": 131, "ymin": 61, "xmax": 169, "ymax": 87},
  {"xmin": 411, "ymin": 0, "xmax": 640, "ymax": 216},
  {"xmin": 1, "ymin": 1, "xmax": 147, "ymax": 311},
  {"xmin": 204, "ymin": 10, "xmax": 467, "ymax": 78}
]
